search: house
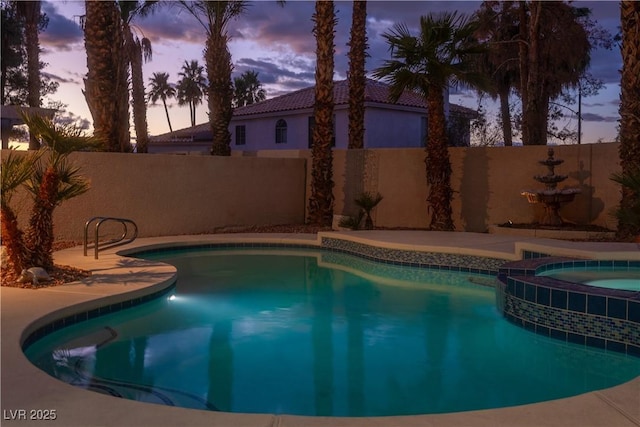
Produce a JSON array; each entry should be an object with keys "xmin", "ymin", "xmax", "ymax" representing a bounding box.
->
[
  {"xmin": 148, "ymin": 79, "xmax": 476, "ymax": 154},
  {"xmin": 1, "ymin": 105, "xmax": 56, "ymax": 149}
]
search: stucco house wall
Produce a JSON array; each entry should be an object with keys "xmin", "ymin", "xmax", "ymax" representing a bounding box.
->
[
  {"xmin": 365, "ymin": 105, "xmax": 426, "ymax": 148},
  {"xmin": 149, "ymin": 80, "xmax": 470, "ymax": 154}
]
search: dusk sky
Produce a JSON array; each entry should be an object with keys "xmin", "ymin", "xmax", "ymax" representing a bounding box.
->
[{"xmin": 37, "ymin": 0, "xmax": 623, "ymax": 144}]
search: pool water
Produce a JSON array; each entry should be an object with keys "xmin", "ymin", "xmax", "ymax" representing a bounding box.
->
[
  {"xmin": 25, "ymin": 248, "xmax": 640, "ymax": 417},
  {"xmin": 540, "ymin": 266, "xmax": 640, "ymax": 291}
]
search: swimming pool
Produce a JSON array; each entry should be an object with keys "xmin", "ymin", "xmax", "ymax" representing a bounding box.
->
[{"xmin": 24, "ymin": 247, "xmax": 640, "ymax": 417}]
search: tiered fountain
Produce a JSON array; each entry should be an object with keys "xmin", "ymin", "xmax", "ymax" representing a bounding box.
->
[{"xmin": 521, "ymin": 148, "xmax": 581, "ymax": 226}]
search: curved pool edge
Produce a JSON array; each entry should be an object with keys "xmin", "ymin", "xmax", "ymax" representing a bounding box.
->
[{"xmin": 2, "ymin": 232, "xmax": 640, "ymax": 427}]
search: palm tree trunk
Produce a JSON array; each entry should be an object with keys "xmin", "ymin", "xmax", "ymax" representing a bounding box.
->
[
  {"xmin": 21, "ymin": 1, "xmax": 42, "ymax": 150},
  {"xmin": 523, "ymin": 1, "xmax": 547, "ymax": 145},
  {"xmin": 126, "ymin": 27, "xmax": 149, "ymax": 153},
  {"xmin": 499, "ymin": 88, "xmax": 513, "ymax": 146},
  {"xmin": 207, "ymin": 31, "xmax": 233, "ymax": 156},
  {"xmin": 347, "ymin": 0, "xmax": 367, "ymax": 150},
  {"xmin": 162, "ymin": 99, "xmax": 173, "ymax": 133},
  {"xmin": 425, "ymin": 86, "xmax": 454, "ymax": 231},
  {"xmin": 618, "ymin": 1, "xmax": 640, "ymax": 239},
  {"xmin": 84, "ymin": 0, "xmax": 131, "ymax": 152},
  {"xmin": 25, "ymin": 166, "xmax": 58, "ymax": 270},
  {"xmin": 518, "ymin": 1, "xmax": 529, "ymax": 146},
  {"xmin": 308, "ymin": 0, "xmax": 336, "ymax": 227},
  {"xmin": 0, "ymin": 206, "xmax": 28, "ymax": 275}
]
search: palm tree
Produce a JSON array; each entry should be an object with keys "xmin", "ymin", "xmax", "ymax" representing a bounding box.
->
[
  {"xmin": 307, "ymin": 0, "xmax": 336, "ymax": 227},
  {"xmin": 83, "ymin": 0, "xmax": 131, "ymax": 152},
  {"xmin": 16, "ymin": 1, "xmax": 42, "ymax": 150},
  {"xmin": 119, "ymin": 1, "xmax": 156, "ymax": 153},
  {"xmin": 373, "ymin": 12, "xmax": 487, "ymax": 231},
  {"xmin": 1, "ymin": 150, "xmax": 41, "ymax": 274},
  {"xmin": 148, "ymin": 71, "xmax": 175, "ymax": 133},
  {"xmin": 617, "ymin": 1, "xmax": 640, "ymax": 239},
  {"xmin": 178, "ymin": 1, "xmax": 247, "ymax": 156},
  {"xmin": 20, "ymin": 112, "xmax": 98, "ymax": 270},
  {"xmin": 176, "ymin": 60, "xmax": 207, "ymax": 127},
  {"xmin": 347, "ymin": 0, "xmax": 367, "ymax": 149},
  {"xmin": 233, "ymin": 70, "xmax": 266, "ymax": 107}
]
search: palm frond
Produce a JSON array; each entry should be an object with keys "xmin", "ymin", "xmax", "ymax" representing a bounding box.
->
[
  {"xmin": 20, "ymin": 111, "xmax": 103, "ymax": 156},
  {"xmin": 141, "ymin": 37, "xmax": 152, "ymax": 62},
  {"xmin": 0, "ymin": 150, "xmax": 42, "ymax": 206}
]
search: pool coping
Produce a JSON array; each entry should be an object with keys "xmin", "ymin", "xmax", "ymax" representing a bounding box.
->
[{"xmin": 2, "ymin": 231, "xmax": 640, "ymax": 427}]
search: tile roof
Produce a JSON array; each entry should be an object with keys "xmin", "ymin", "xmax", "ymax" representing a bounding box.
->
[
  {"xmin": 151, "ymin": 79, "xmax": 475, "ymax": 141},
  {"xmin": 233, "ymin": 78, "xmax": 430, "ymax": 116}
]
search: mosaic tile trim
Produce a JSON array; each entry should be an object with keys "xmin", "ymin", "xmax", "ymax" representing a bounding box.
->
[
  {"xmin": 505, "ymin": 294, "xmax": 639, "ymax": 344},
  {"xmin": 21, "ymin": 283, "xmax": 175, "ymax": 351},
  {"xmin": 321, "ymin": 237, "xmax": 505, "ymax": 274},
  {"xmin": 320, "ymin": 252, "xmax": 495, "ymax": 286}
]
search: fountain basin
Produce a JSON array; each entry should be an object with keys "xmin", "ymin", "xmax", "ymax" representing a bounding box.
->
[{"xmin": 521, "ymin": 189, "xmax": 581, "ymax": 226}]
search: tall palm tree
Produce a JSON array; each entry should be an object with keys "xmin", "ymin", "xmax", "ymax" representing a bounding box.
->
[
  {"xmin": 83, "ymin": 0, "xmax": 131, "ymax": 152},
  {"xmin": 347, "ymin": 0, "xmax": 367, "ymax": 149},
  {"xmin": 307, "ymin": 0, "xmax": 336, "ymax": 227},
  {"xmin": 178, "ymin": 1, "xmax": 247, "ymax": 156},
  {"xmin": 617, "ymin": 0, "xmax": 640, "ymax": 239},
  {"xmin": 177, "ymin": 60, "xmax": 207, "ymax": 127},
  {"xmin": 148, "ymin": 71, "xmax": 175, "ymax": 133},
  {"xmin": 16, "ymin": 0, "xmax": 42, "ymax": 150},
  {"xmin": 233, "ymin": 70, "xmax": 266, "ymax": 107},
  {"xmin": 373, "ymin": 12, "xmax": 487, "ymax": 231},
  {"xmin": 119, "ymin": 1, "xmax": 156, "ymax": 153}
]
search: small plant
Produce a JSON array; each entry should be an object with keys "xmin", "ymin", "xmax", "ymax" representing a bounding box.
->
[
  {"xmin": 355, "ymin": 192, "xmax": 383, "ymax": 230},
  {"xmin": 0, "ymin": 111, "xmax": 99, "ymax": 275},
  {"xmin": 338, "ymin": 210, "xmax": 365, "ymax": 230},
  {"xmin": 341, "ymin": 192, "xmax": 385, "ymax": 230},
  {"xmin": 611, "ymin": 167, "xmax": 640, "ymax": 240}
]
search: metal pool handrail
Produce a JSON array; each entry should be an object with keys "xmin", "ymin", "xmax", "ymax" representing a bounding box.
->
[{"xmin": 83, "ymin": 216, "xmax": 138, "ymax": 259}]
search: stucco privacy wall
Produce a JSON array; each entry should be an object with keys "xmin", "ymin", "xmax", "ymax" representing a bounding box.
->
[
  {"xmin": 248, "ymin": 142, "xmax": 621, "ymax": 232},
  {"xmin": 3, "ymin": 151, "xmax": 307, "ymax": 241}
]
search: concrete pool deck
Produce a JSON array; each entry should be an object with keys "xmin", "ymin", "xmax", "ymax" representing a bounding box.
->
[{"xmin": 1, "ymin": 231, "xmax": 639, "ymax": 427}]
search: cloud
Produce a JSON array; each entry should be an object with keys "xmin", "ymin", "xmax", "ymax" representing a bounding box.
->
[
  {"xmin": 234, "ymin": 56, "xmax": 316, "ymax": 96},
  {"xmin": 137, "ymin": 7, "xmax": 207, "ymax": 46},
  {"xmin": 42, "ymin": 71, "xmax": 76, "ymax": 84},
  {"xmin": 39, "ymin": 1, "xmax": 83, "ymax": 51},
  {"xmin": 581, "ymin": 112, "xmax": 618, "ymax": 122}
]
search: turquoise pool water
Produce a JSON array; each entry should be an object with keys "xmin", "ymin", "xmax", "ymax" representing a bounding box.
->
[
  {"xmin": 540, "ymin": 266, "xmax": 640, "ymax": 291},
  {"xmin": 25, "ymin": 248, "xmax": 640, "ymax": 417}
]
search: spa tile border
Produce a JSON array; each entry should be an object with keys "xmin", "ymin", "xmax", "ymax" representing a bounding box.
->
[{"xmin": 498, "ymin": 257, "xmax": 640, "ymax": 357}]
